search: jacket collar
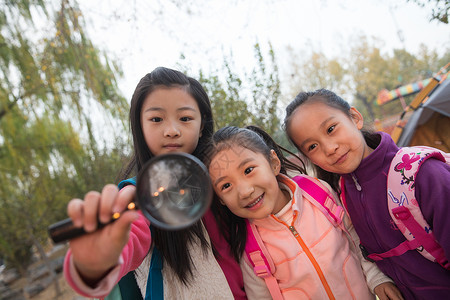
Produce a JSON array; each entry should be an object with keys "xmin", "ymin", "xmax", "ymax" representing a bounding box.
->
[
  {"xmin": 277, "ymin": 174, "xmax": 303, "ymax": 213},
  {"xmin": 342, "ymin": 131, "xmax": 398, "ymax": 184},
  {"xmin": 252, "ymin": 174, "xmax": 303, "ymax": 228}
]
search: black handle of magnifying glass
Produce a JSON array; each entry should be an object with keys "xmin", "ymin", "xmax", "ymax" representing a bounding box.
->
[
  {"xmin": 48, "ymin": 152, "xmax": 211, "ymax": 243},
  {"xmin": 48, "ymin": 202, "xmax": 137, "ymax": 244},
  {"xmin": 47, "ymin": 218, "xmax": 98, "ymax": 244}
]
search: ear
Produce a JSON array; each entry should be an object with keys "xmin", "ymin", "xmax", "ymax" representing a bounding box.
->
[
  {"xmin": 269, "ymin": 149, "xmax": 282, "ymax": 176},
  {"xmin": 349, "ymin": 107, "xmax": 364, "ymax": 130}
]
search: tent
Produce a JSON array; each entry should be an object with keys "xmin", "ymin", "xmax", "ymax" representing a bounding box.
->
[{"xmin": 392, "ymin": 71, "xmax": 450, "ymax": 152}]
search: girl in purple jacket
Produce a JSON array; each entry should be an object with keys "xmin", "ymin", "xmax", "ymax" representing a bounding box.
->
[{"xmin": 283, "ymin": 88, "xmax": 450, "ymax": 300}]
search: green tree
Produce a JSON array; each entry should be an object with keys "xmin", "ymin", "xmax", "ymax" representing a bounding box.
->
[
  {"xmin": 248, "ymin": 43, "xmax": 281, "ymax": 135},
  {"xmin": 0, "ymin": 0, "xmax": 128, "ymax": 286},
  {"xmin": 346, "ymin": 37, "xmax": 449, "ymax": 121},
  {"xmin": 199, "ymin": 59, "xmax": 251, "ymax": 130},
  {"xmin": 284, "ymin": 34, "xmax": 449, "ymax": 124},
  {"xmin": 407, "ymin": 0, "xmax": 450, "ymax": 24},
  {"xmin": 344, "ymin": 36, "xmax": 397, "ymax": 122},
  {"xmin": 198, "ymin": 43, "xmax": 282, "ymax": 136},
  {"xmin": 285, "ymin": 49, "xmax": 347, "ymax": 100}
]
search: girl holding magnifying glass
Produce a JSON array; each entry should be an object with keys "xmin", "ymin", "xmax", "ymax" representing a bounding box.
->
[{"xmin": 63, "ymin": 67, "xmax": 248, "ymax": 299}]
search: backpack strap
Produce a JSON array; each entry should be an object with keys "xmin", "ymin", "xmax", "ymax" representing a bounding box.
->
[
  {"xmin": 146, "ymin": 245, "xmax": 164, "ymax": 300},
  {"xmin": 116, "ymin": 178, "xmax": 165, "ymax": 299},
  {"xmin": 293, "ymin": 175, "xmax": 345, "ymax": 229},
  {"xmin": 108, "ymin": 177, "xmax": 144, "ymax": 300},
  {"xmin": 243, "ymin": 175, "xmax": 351, "ymax": 298},
  {"xmin": 115, "ymin": 271, "xmax": 144, "ymax": 300},
  {"xmin": 118, "ymin": 177, "xmax": 137, "ymax": 189},
  {"xmin": 364, "ymin": 146, "xmax": 449, "ymax": 269},
  {"xmin": 339, "ymin": 177, "xmax": 348, "ymax": 211},
  {"xmin": 244, "ymin": 220, "xmax": 283, "ymax": 300}
]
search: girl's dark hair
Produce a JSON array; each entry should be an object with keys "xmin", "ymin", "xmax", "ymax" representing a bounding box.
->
[
  {"xmin": 121, "ymin": 67, "xmax": 214, "ymax": 284},
  {"xmin": 207, "ymin": 125, "xmax": 306, "ymax": 262},
  {"xmin": 283, "ymin": 88, "xmax": 379, "ymax": 192}
]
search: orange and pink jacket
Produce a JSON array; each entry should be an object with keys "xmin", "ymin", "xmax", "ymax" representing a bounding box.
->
[{"xmin": 242, "ymin": 174, "xmax": 387, "ymax": 299}]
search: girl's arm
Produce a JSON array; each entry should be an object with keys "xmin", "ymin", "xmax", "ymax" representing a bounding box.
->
[
  {"xmin": 319, "ymin": 180, "xmax": 401, "ymax": 298},
  {"xmin": 63, "ymin": 185, "xmax": 151, "ymax": 298},
  {"xmin": 415, "ymin": 158, "xmax": 450, "ymax": 258},
  {"xmin": 240, "ymin": 255, "xmax": 272, "ymax": 300},
  {"xmin": 345, "ymin": 218, "xmax": 404, "ymax": 299}
]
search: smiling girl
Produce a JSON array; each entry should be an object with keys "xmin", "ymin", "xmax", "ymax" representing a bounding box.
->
[
  {"xmin": 207, "ymin": 125, "xmax": 401, "ymax": 300},
  {"xmin": 284, "ymin": 88, "xmax": 450, "ymax": 299},
  {"xmin": 62, "ymin": 67, "xmax": 247, "ymax": 299}
]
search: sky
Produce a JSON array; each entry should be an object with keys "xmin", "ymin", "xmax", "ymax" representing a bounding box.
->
[{"xmin": 77, "ymin": 0, "xmax": 450, "ymax": 99}]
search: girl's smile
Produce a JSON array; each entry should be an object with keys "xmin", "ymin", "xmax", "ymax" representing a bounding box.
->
[
  {"xmin": 333, "ymin": 152, "xmax": 349, "ymax": 165},
  {"xmin": 209, "ymin": 146, "xmax": 289, "ymax": 219},
  {"xmin": 288, "ymin": 101, "xmax": 373, "ymax": 174},
  {"xmin": 246, "ymin": 193, "xmax": 264, "ymax": 210}
]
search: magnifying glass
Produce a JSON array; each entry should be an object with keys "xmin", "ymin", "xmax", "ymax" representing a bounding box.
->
[{"xmin": 48, "ymin": 153, "xmax": 212, "ymax": 244}]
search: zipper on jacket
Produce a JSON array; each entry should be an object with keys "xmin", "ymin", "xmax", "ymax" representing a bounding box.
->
[
  {"xmin": 287, "ymin": 225, "xmax": 336, "ymax": 300},
  {"xmin": 351, "ymin": 173, "xmax": 361, "ymax": 191}
]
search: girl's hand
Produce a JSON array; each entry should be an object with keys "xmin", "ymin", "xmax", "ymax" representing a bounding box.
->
[
  {"xmin": 67, "ymin": 184, "xmax": 139, "ymax": 285},
  {"xmin": 374, "ymin": 282, "xmax": 404, "ymax": 300}
]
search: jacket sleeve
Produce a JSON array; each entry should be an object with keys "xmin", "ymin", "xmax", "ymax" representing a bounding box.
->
[
  {"xmin": 240, "ymin": 255, "xmax": 272, "ymax": 300},
  {"xmin": 318, "ymin": 179, "xmax": 394, "ymax": 293},
  {"xmin": 415, "ymin": 157, "xmax": 450, "ymax": 260},
  {"xmin": 345, "ymin": 218, "xmax": 394, "ymax": 293},
  {"xmin": 64, "ymin": 210, "xmax": 151, "ymax": 298}
]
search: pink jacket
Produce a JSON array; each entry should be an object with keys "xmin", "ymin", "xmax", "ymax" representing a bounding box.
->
[
  {"xmin": 64, "ymin": 210, "xmax": 151, "ymax": 297},
  {"xmin": 63, "ymin": 186, "xmax": 242, "ymax": 299},
  {"xmin": 250, "ymin": 175, "xmax": 374, "ymax": 299}
]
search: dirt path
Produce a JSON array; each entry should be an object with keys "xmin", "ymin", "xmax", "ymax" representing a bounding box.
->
[{"xmin": 32, "ymin": 273, "xmax": 89, "ymax": 300}]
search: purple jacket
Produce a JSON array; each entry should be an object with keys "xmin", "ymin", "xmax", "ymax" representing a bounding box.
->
[{"xmin": 342, "ymin": 132, "xmax": 450, "ymax": 300}]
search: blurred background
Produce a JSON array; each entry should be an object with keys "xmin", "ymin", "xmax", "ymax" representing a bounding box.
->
[{"xmin": 0, "ymin": 0, "xmax": 448, "ymax": 299}]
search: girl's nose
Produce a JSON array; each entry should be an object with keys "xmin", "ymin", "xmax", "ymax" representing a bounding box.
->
[
  {"xmin": 164, "ymin": 122, "xmax": 180, "ymax": 137},
  {"xmin": 237, "ymin": 182, "xmax": 254, "ymax": 199},
  {"xmin": 324, "ymin": 141, "xmax": 338, "ymax": 155}
]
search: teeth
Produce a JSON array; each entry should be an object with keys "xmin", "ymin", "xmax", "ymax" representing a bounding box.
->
[{"xmin": 247, "ymin": 195, "xmax": 262, "ymax": 208}]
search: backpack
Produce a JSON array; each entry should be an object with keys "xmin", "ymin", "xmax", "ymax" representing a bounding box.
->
[
  {"xmin": 243, "ymin": 174, "xmax": 346, "ymax": 300},
  {"xmin": 343, "ymin": 146, "xmax": 450, "ymax": 270}
]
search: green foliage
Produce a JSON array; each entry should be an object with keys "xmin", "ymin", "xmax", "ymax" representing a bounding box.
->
[
  {"xmin": 248, "ymin": 43, "xmax": 281, "ymax": 135},
  {"xmin": 407, "ymin": 0, "xmax": 449, "ymax": 24},
  {"xmin": 286, "ymin": 49, "xmax": 347, "ymax": 99},
  {"xmin": 199, "ymin": 43, "xmax": 282, "ymax": 136},
  {"xmin": 345, "ymin": 36, "xmax": 396, "ymax": 121},
  {"xmin": 0, "ymin": 0, "xmax": 129, "ymax": 271},
  {"xmin": 199, "ymin": 61, "xmax": 250, "ymax": 130},
  {"xmin": 285, "ymin": 35, "xmax": 449, "ymax": 123},
  {"xmin": 0, "ymin": 0, "xmax": 446, "ymax": 274}
]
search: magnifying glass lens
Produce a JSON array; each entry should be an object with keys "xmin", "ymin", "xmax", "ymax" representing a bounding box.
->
[
  {"xmin": 136, "ymin": 153, "xmax": 212, "ymax": 230},
  {"xmin": 47, "ymin": 153, "xmax": 212, "ymax": 243}
]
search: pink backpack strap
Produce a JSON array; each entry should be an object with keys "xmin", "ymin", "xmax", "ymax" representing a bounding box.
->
[
  {"xmin": 339, "ymin": 177, "xmax": 348, "ymax": 211},
  {"xmin": 368, "ymin": 146, "xmax": 450, "ymax": 269},
  {"xmin": 293, "ymin": 175, "xmax": 345, "ymax": 228},
  {"xmin": 244, "ymin": 220, "xmax": 283, "ymax": 300}
]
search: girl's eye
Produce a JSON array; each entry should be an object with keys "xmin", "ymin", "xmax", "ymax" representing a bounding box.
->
[
  {"xmin": 150, "ymin": 117, "xmax": 162, "ymax": 122},
  {"xmin": 244, "ymin": 167, "xmax": 254, "ymax": 175},
  {"xmin": 180, "ymin": 116, "xmax": 192, "ymax": 122},
  {"xmin": 308, "ymin": 144, "xmax": 317, "ymax": 152},
  {"xmin": 327, "ymin": 125, "xmax": 336, "ymax": 134},
  {"xmin": 221, "ymin": 183, "xmax": 231, "ymax": 191}
]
